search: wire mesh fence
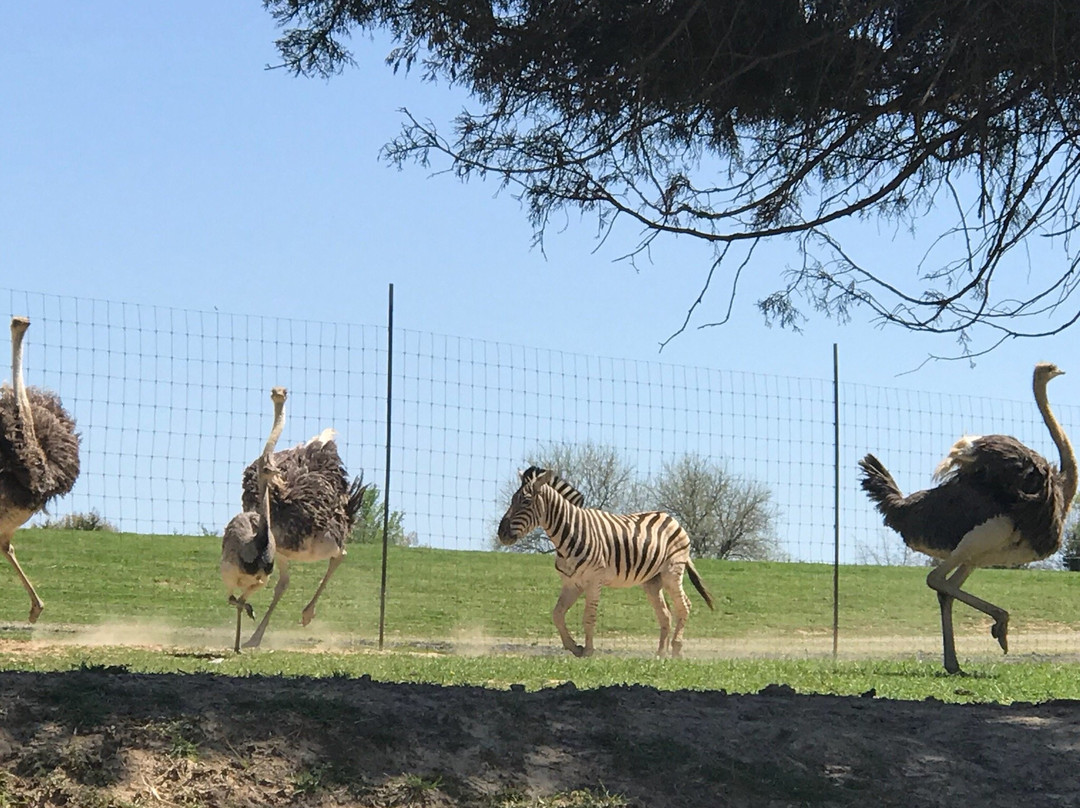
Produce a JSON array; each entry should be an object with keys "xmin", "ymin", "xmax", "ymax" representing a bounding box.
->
[{"xmin": 3, "ymin": 286, "xmax": 1079, "ymax": 659}]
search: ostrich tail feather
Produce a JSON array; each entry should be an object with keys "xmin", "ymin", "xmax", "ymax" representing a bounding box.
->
[{"xmin": 858, "ymin": 454, "xmax": 904, "ymax": 515}]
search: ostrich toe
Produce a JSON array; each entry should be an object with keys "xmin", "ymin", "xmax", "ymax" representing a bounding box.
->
[{"xmin": 991, "ymin": 616, "xmax": 1009, "ymax": 653}]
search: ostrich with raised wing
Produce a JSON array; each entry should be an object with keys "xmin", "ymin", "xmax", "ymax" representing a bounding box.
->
[
  {"xmin": 237, "ymin": 390, "xmax": 366, "ymax": 649},
  {"xmin": 0, "ymin": 316, "xmax": 80, "ymax": 623},
  {"xmin": 859, "ymin": 362, "xmax": 1077, "ymax": 674}
]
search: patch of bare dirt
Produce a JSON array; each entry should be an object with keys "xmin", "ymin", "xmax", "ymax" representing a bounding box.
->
[{"xmin": 1, "ymin": 668, "xmax": 1080, "ymax": 807}]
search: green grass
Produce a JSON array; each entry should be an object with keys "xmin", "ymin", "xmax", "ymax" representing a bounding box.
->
[
  {"xmin": 0, "ymin": 646, "xmax": 1078, "ymax": 704},
  {"xmin": 7, "ymin": 529, "xmax": 1080, "ymax": 642},
  {"xmin": 4, "ymin": 529, "xmax": 1080, "ymax": 702}
]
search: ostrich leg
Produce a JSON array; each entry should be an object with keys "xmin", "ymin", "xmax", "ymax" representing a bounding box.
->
[
  {"xmin": 1, "ymin": 532, "xmax": 44, "ymax": 624},
  {"xmin": 929, "ymin": 561, "xmax": 1005, "ymax": 675},
  {"xmin": 243, "ymin": 559, "xmax": 291, "ymax": 649},
  {"xmin": 300, "ymin": 555, "xmax": 344, "ymax": 626}
]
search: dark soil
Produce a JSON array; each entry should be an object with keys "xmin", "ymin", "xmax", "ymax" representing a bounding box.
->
[{"xmin": 1, "ymin": 668, "xmax": 1078, "ymax": 807}]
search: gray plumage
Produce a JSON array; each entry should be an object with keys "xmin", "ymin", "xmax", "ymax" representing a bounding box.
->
[
  {"xmin": 859, "ymin": 361, "xmax": 1077, "ymax": 674},
  {"xmin": 232, "ymin": 392, "xmax": 366, "ymax": 650},
  {"xmin": 0, "ymin": 316, "xmax": 80, "ymax": 624},
  {"xmin": 222, "ymin": 511, "xmax": 275, "ymax": 582},
  {"xmin": 221, "ymin": 387, "xmax": 286, "ymax": 652}
]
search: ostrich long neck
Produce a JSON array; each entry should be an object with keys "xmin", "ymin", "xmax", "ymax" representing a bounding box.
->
[
  {"xmin": 254, "ymin": 390, "xmax": 286, "ymax": 528},
  {"xmin": 258, "ymin": 470, "xmax": 274, "ymax": 551},
  {"xmin": 1036, "ymin": 376, "xmax": 1078, "ymax": 507},
  {"xmin": 10, "ymin": 322, "xmax": 41, "ymax": 455},
  {"xmin": 261, "ymin": 397, "xmax": 285, "ymax": 464}
]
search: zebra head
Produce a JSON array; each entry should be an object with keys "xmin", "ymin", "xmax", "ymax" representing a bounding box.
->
[{"xmin": 497, "ymin": 467, "xmax": 556, "ymax": 545}]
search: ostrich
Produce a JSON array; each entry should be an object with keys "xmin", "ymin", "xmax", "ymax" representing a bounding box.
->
[
  {"xmin": 237, "ymin": 391, "xmax": 366, "ymax": 649},
  {"xmin": 859, "ymin": 362, "xmax": 1077, "ymax": 674},
  {"xmin": 0, "ymin": 316, "xmax": 80, "ymax": 623},
  {"xmin": 220, "ymin": 386, "xmax": 286, "ymax": 653}
]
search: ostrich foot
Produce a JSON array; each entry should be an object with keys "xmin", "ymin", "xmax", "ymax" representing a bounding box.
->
[
  {"xmin": 227, "ymin": 596, "xmax": 255, "ymax": 619},
  {"xmin": 991, "ymin": 616, "xmax": 1009, "ymax": 653},
  {"xmin": 242, "ymin": 633, "xmax": 264, "ymax": 650},
  {"xmin": 301, "ymin": 606, "xmax": 315, "ymax": 627},
  {"xmin": 28, "ymin": 602, "xmax": 43, "ymax": 624},
  {"xmin": 567, "ymin": 644, "xmax": 585, "ymax": 658}
]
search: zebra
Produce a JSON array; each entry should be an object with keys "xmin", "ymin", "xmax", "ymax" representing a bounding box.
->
[{"xmin": 497, "ymin": 467, "xmax": 714, "ymax": 657}]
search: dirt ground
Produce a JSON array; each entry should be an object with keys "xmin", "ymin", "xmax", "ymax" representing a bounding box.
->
[{"xmin": 2, "ymin": 663, "xmax": 1080, "ymax": 807}]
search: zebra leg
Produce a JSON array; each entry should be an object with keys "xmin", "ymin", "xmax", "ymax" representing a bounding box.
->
[
  {"xmin": 581, "ymin": 583, "xmax": 602, "ymax": 657},
  {"xmin": 642, "ymin": 577, "xmax": 672, "ymax": 657},
  {"xmin": 662, "ymin": 569, "xmax": 693, "ymax": 658},
  {"xmin": 553, "ymin": 583, "xmax": 585, "ymax": 656}
]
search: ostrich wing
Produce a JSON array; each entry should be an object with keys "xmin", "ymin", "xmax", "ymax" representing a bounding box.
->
[
  {"xmin": 936, "ymin": 435, "xmax": 1058, "ymax": 499},
  {"xmin": 0, "ymin": 386, "xmax": 80, "ymax": 510},
  {"xmin": 935, "ymin": 435, "xmax": 1065, "ymax": 550},
  {"xmin": 241, "ymin": 437, "xmax": 356, "ymax": 549},
  {"xmin": 222, "ymin": 512, "xmax": 269, "ymax": 569}
]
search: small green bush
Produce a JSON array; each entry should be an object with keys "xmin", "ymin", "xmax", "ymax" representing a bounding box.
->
[{"xmin": 33, "ymin": 511, "xmax": 117, "ymax": 532}]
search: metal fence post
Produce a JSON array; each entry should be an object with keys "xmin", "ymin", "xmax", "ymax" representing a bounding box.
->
[
  {"xmin": 832, "ymin": 342, "xmax": 840, "ymax": 659},
  {"xmin": 378, "ymin": 283, "xmax": 394, "ymax": 650}
]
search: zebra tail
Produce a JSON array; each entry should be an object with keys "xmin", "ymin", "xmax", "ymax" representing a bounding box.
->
[{"xmin": 687, "ymin": 560, "xmax": 715, "ymax": 610}]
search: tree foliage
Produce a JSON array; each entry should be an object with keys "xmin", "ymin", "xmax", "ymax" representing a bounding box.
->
[
  {"xmin": 649, "ymin": 454, "xmax": 779, "ymax": 560},
  {"xmin": 351, "ymin": 484, "xmax": 416, "ymax": 546},
  {"xmin": 492, "ymin": 442, "xmax": 778, "ymax": 559},
  {"xmin": 268, "ymin": 0, "xmax": 1080, "ymax": 354},
  {"xmin": 1060, "ymin": 514, "xmax": 1080, "ymax": 571}
]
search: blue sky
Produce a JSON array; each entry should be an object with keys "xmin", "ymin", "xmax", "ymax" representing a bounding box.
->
[
  {"xmin": 3, "ymin": 3, "xmax": 1080, "ymax": 554},
  {"xmin": 4, "ymin": 3, "xmax": 1076, "ymax": 396}
]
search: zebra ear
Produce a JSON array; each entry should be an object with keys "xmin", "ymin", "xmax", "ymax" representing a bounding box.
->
[{"xmin": 536, "ymin": 469, "xmax": 555, "ymax": 488}]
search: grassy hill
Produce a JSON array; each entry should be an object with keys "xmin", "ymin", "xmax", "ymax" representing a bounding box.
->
[{"xmin": 3, "ymin": 529, "xmax": 1080, "ymax": 658}]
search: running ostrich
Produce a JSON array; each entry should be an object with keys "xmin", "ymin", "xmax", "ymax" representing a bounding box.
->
[
  {"xmin": 859, "ymin": 362, "xmax": 1077, "ymax": 674},
  {"xmin": 237, "ymin": 390, "xmax": 366, "ymax": 649},
  {"xmin": 220, "ymin": 386, "xmax": 286, "ymax": 653},
  {"xmin": 0, "ymin": 316, "xmax": 80, "ymax": 624}
]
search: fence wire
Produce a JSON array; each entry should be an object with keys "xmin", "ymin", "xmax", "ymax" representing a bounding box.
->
[{"xmin": 4, "ymin": 287, "xmax": 1079, "ymax": 658}]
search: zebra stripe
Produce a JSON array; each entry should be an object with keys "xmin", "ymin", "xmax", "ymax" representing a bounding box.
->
[
  {"xmin": 497, "ymin": 467, "xmax": 713, "ymax": 658},
  {"xmin": 520, "ymin": 465, "xmax": 585, "ymax": 507}
]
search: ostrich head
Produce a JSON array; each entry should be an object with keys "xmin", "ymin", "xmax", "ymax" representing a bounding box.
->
[
  {"xmin": 10, "ymin": 316, "xmax": 29, "ymax": 341},
  {"xmin": 1034, "ymin": 362, "xmax": 1064, "ymax": 385}
]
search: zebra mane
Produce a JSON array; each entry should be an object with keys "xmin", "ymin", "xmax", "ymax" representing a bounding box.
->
[{"xmin": 521, "ymin": 466, "xmax": 586, "ymax": 508}]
